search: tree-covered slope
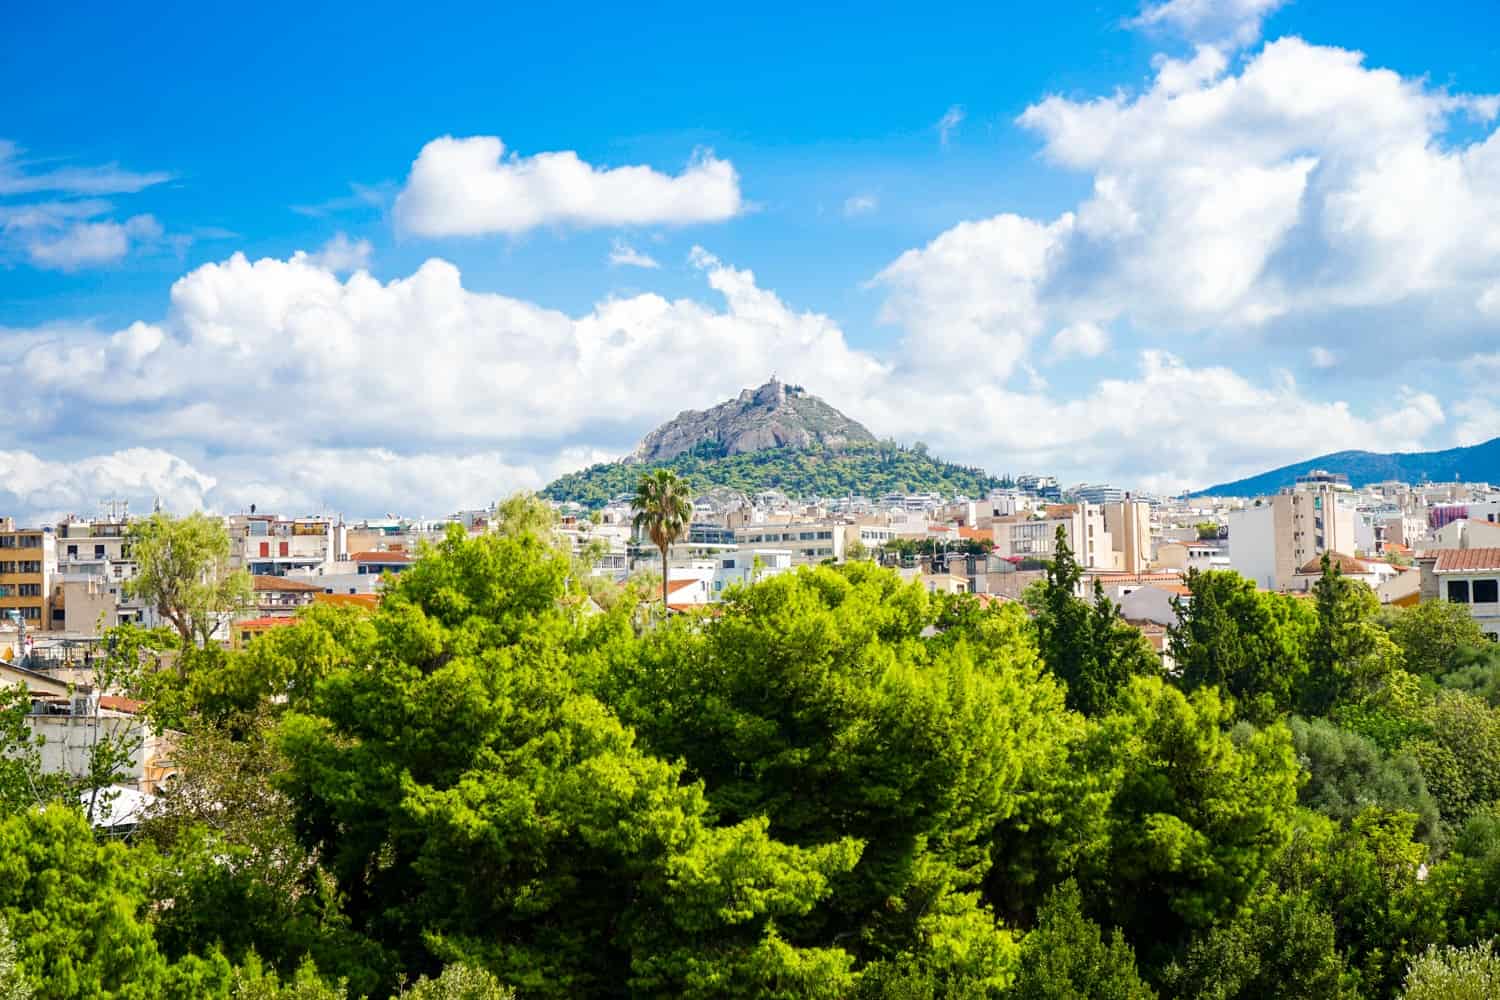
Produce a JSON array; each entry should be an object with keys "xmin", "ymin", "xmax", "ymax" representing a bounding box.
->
[
  {"xmin": 1193, "ymin": 436, "xmax": 1500, "ymax": 496},
  {"xmin": 542, "ymin": 442, "xmax": 1007, "ymax": 506}
]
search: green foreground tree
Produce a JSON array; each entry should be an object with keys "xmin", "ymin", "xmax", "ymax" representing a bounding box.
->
[
  {"xmin": 127, "ymin": 512, "xmax": 251, "ymax": 649},
  {"xmin": 1035, "ymin": 526, "xmax": 1156, "ymax": 715}
]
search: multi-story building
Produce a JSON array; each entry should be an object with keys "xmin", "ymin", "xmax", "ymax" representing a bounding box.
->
[
  {"xmin": 1419, "ymin": 548, "xmax": 1500, "ymax": 641},
  {"xmin": 665, "ymin": 548, "xmax": 795, "ymax": 604},
  {"xmin": 1226, "ymin": 483, "xmax": 1357, "ymax": 591},
  {"xmin": 251, "ymin": 575, "xmax": 323, "ymax": 617},
  {"xmin": 1074, "ymin": 484, "xmax": 1128, "ymax": 505},
  {"xmin": 1294, "ymin": 469, "xmax": 1352, "ymax": 490},
  {"xmin": 51, "ymin": 515, "xmax": 143, "ymax": 632},
  {"xmin": 1016, "ymin": 475, "xmax": 1062, "ymax": 502},
  {"xmin": 734, "ymin": 522, "xmax": 843, "ymax": 564},
  {"xmin": 0, "ymin": 518, "xmax": 54, "ymax": 630},
  {"xmin": 1103, "ymin": 501, "xmax": 1151, "ymax": 574},
  {"xmin": 991, "ymin": 503, "xmax": 1118, "ymax": 570},
  {"xmin": 229, "ymin": 514, "xmax": 343, "ymax": 576}
]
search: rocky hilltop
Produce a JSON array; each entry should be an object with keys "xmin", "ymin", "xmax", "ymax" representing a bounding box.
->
[{"xmin": 625, "ymin": 378, "xmax": 877, "ymax": 464}]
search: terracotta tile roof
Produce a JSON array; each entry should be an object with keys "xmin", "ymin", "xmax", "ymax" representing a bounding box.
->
[
  {"xmin": 1090, "ymin": 572, "xmax": 1187, "ymax": 586},
  {"xmin": 958, "ymin": 525, "xmax": 993, "ymax": 541},
  {"xmin": 665, "ymin": 578, "xmax": 700, "ymax": 595},
  {"xmin": 1433, "ymin": 548, "xmax": 1500, "ymax": 573},
  {"xmin": 314, "ymin": 593, "xmax": 380, "ymax": 610},
  {"xmin": 235, "ymin": 616, "xmax": 299, "ymax": 630},
  {"xmin": 351, "ymin": 551, "xmax": 413, "ymax": 563},
  {"xmin": 99, "ymin": 694, "xmax": 144, "ymax": 714},
  {"xmin": 1296, "ymin": 552, "xmax": 1367, "ymax": 575},
  {"xmin": 252, "ymin": 574, "xmax": 322, "ymax": 592}
]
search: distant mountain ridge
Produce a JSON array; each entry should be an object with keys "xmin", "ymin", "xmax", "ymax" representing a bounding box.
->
[
  {"xmin": 626, "ymin": 378, "xmax": 876, "ymax": 464},
  {"xmin": 1194, "ymin": 437, "xmax": 1500, "ymax": 496},
  {"xmin": 543, "ymin": 379, "xmax": 1005, "ymax": 506}
]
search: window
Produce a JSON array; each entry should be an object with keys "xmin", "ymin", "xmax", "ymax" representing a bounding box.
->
[
  {"xmin": 1475, "ymin": 579, "xmax": 1499, "ymax": 604},
  {"xmin": 279, "ymin": 542, "xmax": 289, "ymax": 557},
  {"xmin": 18, "ymin": 584, "xmax": 40, "ymax": 597},
  {"xmin": 1448, "ymin": 579, "xmax": 1471, "ymax": 603},
  {"xmin": 94, "ymin": 544, "xmax": 105, "ymax": 558},
  {"xmin": 0, "ymin": 563, "xmax": 12, "ymax": 574},
  {"xmin": 66, "ymin": 545, "xmax": 77, "ymax": 558},
  {"xmin": 259, "ymin": 542, "xmax": 270, "ymax": 558}
]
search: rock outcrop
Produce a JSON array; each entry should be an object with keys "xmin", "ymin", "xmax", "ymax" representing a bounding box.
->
[{"xmin": 625, "ymin": 379, "xmax": 877, "ymax": 465}]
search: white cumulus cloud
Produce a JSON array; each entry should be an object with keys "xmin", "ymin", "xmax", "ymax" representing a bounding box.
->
[
  {"xmin": 843, "ymin": 194, "xmax": 878, "ymax": 216},
  {"xmin": 0, "ymin": 241, "xmax": 1456, "ymax": 519},
  {"xmin": 872, "ymin": 37, "xmax": 1500, "ymax": 387},
  {"xmin": 1130, "ymin": 0, "xmax": 1288, "ymax": 48},
  {"xmin": 608, "ymin": 239, "xmax": 660, "ymax": 269},
  {"xmin": 25, "ymin": 214, "xmax": 163, "ymax": 270},
  {"xmin": 1051, "ymin": 322, "xmax": 1111, "ymax": 360},
  {"xmin": 306, "ymin": 232, "xmax": 372, "ymax": 273},
  {"xmin": 393, "ymin": 136, "xmax": 743, "ymax": 237}
]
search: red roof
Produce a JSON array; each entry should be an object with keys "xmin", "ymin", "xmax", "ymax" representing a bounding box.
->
[
  {"xmin": 1434, "ymin": 548, "xmax": 1500, "ymax": 573},
  {"xmin": 252, "ymin": 574, "xmax": 322, "ymax": 592},
  {"xmin": 1296, "ymin": 552, "xmax": 1367, "ymax": 575},
  {"xmin": 314, "ymin": 593, "xmax": 380, "ymax": 609},
  {"xmin": 234, "ymin": 616, "xmax": 299, "ymax": 630},
  {"xmin": 665, "ymin": 578, "xmax": 700, "ymax": 595},
  {"xmin": 351, "ymin": 551, "xmax": 413, "ymax": 564},
  {"xmin": 99, "ymin": 695, "xmax": 144, "ymax": 714}
]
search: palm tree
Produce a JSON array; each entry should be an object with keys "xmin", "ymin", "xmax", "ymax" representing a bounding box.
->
[{"xmin": 632, "ymin": 469, "xmax": 694, "ymax": 613}]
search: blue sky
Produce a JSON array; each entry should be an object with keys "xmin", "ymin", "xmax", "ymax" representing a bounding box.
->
[{"xmin": 3, "ymin": 0, "xmax": 1500, "ymax": 518}]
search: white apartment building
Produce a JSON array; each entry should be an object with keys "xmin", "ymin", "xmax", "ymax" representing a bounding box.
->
[
  {"xmin": 1227, "ymin": 484, "xmax": 1357, "ymax": 591},
  {"xmin": 734, "ymin": 522, "xmax": 843, "ymax": 564},
  {"xmin": 229, "ymin": 514, "xmax": 343, "ymax": 576},
  {"xmin": 666, "ymin": 548, "xmax": 795, "ymax": 602},
  {"xmin": 51, "ymin": 515, "xmax": 147, "ymax": 633},
  {"xmin": 991, "ymin": 502, "xmax": 1123, "ymax": 570}
]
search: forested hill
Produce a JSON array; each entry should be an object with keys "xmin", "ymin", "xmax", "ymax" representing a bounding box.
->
[
  {"xmin": 1194, "ymin": 436, "xmax": 1500, "ymax": 496},
  {"xmin": 542, "ymin": 442, "xmax": 1007, "ymax": 506}
]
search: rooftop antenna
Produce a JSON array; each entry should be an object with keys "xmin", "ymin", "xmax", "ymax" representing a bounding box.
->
[{"xmin": 99, "ymin": 497, "xmax": 129, "ymax": 521}]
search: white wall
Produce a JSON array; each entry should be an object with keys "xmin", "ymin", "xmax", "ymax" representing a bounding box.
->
[{"xmin": 1228, "ymin": 505, "xmax": 1278, "ymax": 590}]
